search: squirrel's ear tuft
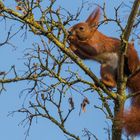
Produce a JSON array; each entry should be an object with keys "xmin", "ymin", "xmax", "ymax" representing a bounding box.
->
[{"xmin": 86, "ymin": 7, "xmax": 100, "ymax": 27}]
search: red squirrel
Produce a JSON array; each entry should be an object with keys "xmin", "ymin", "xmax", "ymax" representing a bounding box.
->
[{"xmin": 67, "ymin": 8, "xmax": 140, "ymax": 135}]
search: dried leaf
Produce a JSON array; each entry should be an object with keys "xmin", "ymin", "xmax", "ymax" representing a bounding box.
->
[
  {"xmin": 68, "ymin": 97, "xmax": 74, "ymax": 109},
  {"xmin": 84, "ymin": 97, "xmax": 90, "ymax": 104},
  {"xmin": 81, "ymin": 97, "xmax": 90, "ymax": 112},
  {"xmin": 41, "ymin": 93, "xmax": 45, "ymax": 100}
]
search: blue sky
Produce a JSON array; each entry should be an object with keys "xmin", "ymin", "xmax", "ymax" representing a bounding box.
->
[{"xmin": 0, "ymin": 0, "xmax": 139, "ymax": 140}]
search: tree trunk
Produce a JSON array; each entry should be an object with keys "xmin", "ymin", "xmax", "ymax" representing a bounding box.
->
[
  {"xmin": 112, "ymin": 100, "xmax": 124, "ymax": 140},
  {"xmin": 113, "ymin": 0, "xmax": 140, "ymax": 139}
]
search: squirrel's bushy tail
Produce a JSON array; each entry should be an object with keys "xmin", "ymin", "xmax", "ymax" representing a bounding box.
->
[
  {"xmin": 122, "ymin": 106, "xmax": 140, "ymax": 135},
  {"xmin": 120, "ymin": 71, "xmax": 140, "ymax": 135}
]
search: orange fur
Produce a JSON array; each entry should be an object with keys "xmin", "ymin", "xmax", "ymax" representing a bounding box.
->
[
  {"xmin": 100, "ymin": 64, "xmax": 117, "ymax": 87},
  {"xmin": 122, "ymin": 71, "xmax": 140, "ymax": 135},
  {"xmin": 118, "ymin": 106, "xmax": 140, "ymax": 135},
  {"xmin": 68, "ymin": 8, "xmax": 140, "ymax": 136}
]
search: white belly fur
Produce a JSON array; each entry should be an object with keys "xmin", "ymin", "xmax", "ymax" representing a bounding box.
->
[{"xmin": 93, "ymin": 52, "xmax": 119, "ymax": 69}]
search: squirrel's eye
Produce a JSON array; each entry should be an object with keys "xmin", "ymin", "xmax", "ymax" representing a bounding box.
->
[{"xmin": 79, "ymin": 27, "xmax": 84, "ymax": 31}]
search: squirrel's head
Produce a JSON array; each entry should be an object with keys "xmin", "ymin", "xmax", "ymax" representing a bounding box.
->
[{"xmin": 68, "ymin": 8, "xmax": 100, "ymax": 42}]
